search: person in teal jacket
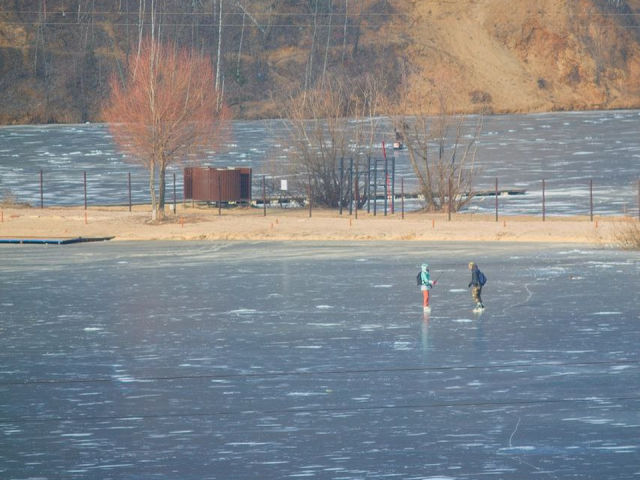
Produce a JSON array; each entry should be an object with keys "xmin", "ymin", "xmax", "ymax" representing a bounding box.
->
[{"xmin": 419, "ymin": 263, "xmax": 436, "ymax": 310}]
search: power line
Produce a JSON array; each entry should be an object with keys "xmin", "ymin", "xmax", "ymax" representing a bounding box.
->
[
  {"xmin": 2, "ymin": 359, "xmax": 639, "ymax": 387},
  {"xmin": 2, "ymin": 10, "xmax": 640, "ymax": 17},
  {"xmin": 2, "ymin": 21, "xmax": 639, "ymax": 28},
  {"xmin": 0, "ymin": 21, "xmax": 392, "ymax": 28},
  {"xmin": 2, "ymin": 395, "xmax": 640, "ymax": 424},
  {"xmin": 4, "ymin": 11, "xmax": 407, "ymax": 16}
]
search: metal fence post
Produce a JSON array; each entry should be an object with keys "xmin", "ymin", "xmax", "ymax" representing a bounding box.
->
[
  {"xmin": 308, "ymin": 175, "xmax": 312, "ymax": 218},
  {"xmin": 367, "ymin": 157, "xmax": 371, "ymax": 214},
  {"xmin": 590, "ymin": 179, "xmax": 594, "ymax": 222},
  {"xmin": 373, "ymin": 159, "xmax": 378, "ymax": 216},
  {"xmin": 384, "ymin": 157, "xmax": 388, "ymax": 216},
  {"xmin": 40, "ymin": 170, "xmax": 44, "ymax": 209},
  {"xmin": 83, "ymin": 171, "xmax": 87, "ymax": 210},
  {"xmin": 262, "ymin": 175, "xmax": 266, "ymax": 217},
  {"xmin": 495, "ymin": 178, "xmax": 498, "ymax": 222},
  {"xmin": 173, "ymin": 173, "xmax": 177, "ymax": 215},
  {"xmin": 542, "ymin": 179, "xmax": 545, "ymax": 221},
  {"xmin": 349, "ymin": 158, "xmax": 354, "ymax": 216},
  {"xmin": 128, "ymin": 172, "xmax": 132, "ymax": 212},
  {"xmin": 339, "ymin": 157, "xmax": 344, "ymax": 215},
  {"xmin": 182, "ymin": 168, "xmax": 186, "ymax": 209},
  {"xmin": 354, "ymin": 172, "xmax": 358, "ymax": 220},
  {"xmin": 401, "ymin": 177, "xmax": 405, "ymax": 220},
  {"xmin": 391, "ymin": 156, "xmax": 395, "ymax": 214},
  {"xmin": 218, "ymin": 175, "xmax": 222, "ymax": 216},
  {"xmin": 448, "ymin": 179, "xmax": 452, "ymax": 221}
]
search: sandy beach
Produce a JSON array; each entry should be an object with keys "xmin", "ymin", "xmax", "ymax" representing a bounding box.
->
[{"xmin": 0, "ymin": 204, "xmax": 632, "ymax": 244}]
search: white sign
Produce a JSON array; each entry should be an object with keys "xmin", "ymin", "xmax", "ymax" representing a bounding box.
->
[{"xmin": 281, "ymin": 179, "xmax": 288, "ymax": 191}]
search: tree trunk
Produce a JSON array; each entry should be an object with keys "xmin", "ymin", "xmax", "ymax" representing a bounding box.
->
[
  {"xmin": 215, "ymin": 0, "xmax": 223, "ymax": 92},
  {"xmin": 149, "ymin": 163, "xmax": 157, "ymax": 220},
  {"xmin": 236, "ymin": 9, "xmax": 246, "ymax": 81},
  {"xmin": 158, "ymin": 165, "xmax": 166, "ymax": 220},
  {"xmin": 352, "ymin": 0, "xmax": 363, "ymax": 57},
  {"xmin": 321, "ymin": 0, "xmax": 333, "ymax": 86},
  {"xmin": 305, "ymin": 0, "xmax": 320, "ymax": 90},
  {"xmin": 342, "ymin": 0, "xmax": 348, "ymax": 63}
]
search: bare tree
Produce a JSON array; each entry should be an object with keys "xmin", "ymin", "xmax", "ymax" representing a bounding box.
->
[
  {"xmin": 305, "ymin": 0, "xmax": 320, "ymax": 90},
  {"xmin": 236, "ymin": 6, "xmax": 246, "ymax": 81},
  {"xmin": 352, "ymin": 0, "xmax": 364, "ymax": 57},
  {"xmin": 274, "ymin": 74, "xmax": 385, "ymax": 207},
  {"xmin": 393, "ymin": 86, "xmax": 483, "ymax": 213},
  {"xmin": 103, "ymin": 37, "xmax": 230, "ymax": 220},
  {"xmin": 321, "ymin": 0, "xmax": 334, "ymax": 85},
  {"xmin": 342, "ymin": 0, "xmax": 349, "ymax": 63},
  {"xmin": 215, "ymin": 0, "xmax": 223, "ymax": 97}
]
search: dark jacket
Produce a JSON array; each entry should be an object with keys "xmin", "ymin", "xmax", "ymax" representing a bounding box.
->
[{"xmin": 469, "ymin": 268, "xmax": 483, "ymax": 287}]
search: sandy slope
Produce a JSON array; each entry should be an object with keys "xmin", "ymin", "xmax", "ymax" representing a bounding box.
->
[
  {"xmin": 396, "ymin": 0, "xmax": 640, "ymax": 113},
  {"xmin": 0, "ymin": 205, "xmax": 628, "ymax": 245}
]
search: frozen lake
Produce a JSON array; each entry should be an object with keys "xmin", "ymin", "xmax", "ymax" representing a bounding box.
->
[
  {"xmin": 1, "ymin": 241, "xmax": 639, "ymax": 479},
  {"xmin": 0, "ymin": 110, "xmax": 639, "ymax": 216}
]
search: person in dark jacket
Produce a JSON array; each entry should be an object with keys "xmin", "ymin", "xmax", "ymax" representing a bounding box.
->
[{"xmin": 468, "ymin": 262, "xmax": 485, "ymax": 310}]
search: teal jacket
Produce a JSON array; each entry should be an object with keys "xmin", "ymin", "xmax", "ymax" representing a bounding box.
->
[{"xmin": 420, "ymin": 270, "xmax": 434, "ymax": 289}]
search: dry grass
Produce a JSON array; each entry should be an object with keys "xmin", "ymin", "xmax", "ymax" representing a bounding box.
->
[
  {"xmin": 613, "ymin": 219, "xmax": 640, "ymax": 250},
  {"xmin": 0, "ymin": 190, "xmax": 30, "ymax": 209}
]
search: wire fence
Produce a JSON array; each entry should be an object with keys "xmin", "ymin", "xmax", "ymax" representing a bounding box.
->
[{"xmin": 1, "ymin": 170, "xmax": 639, "ymax": 221}]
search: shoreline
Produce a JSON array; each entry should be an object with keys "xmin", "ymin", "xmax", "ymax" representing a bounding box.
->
[
  {"xmin": 0, "ymin": 205, "xmax": 632, "ymax": 245},
  {"xmin": 1, "ymin": 108, "xmax": 638, "ymax": 127}
]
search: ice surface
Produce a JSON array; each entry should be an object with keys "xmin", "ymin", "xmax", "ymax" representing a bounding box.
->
[{"xmin": 0, "ymin": 241, "xmax": 639, "ymax": 479}]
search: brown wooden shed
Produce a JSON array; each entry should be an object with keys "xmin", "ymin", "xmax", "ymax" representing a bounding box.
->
[{"xmin": 184, "ymin": 167, "xmax": 252, "ymax": 204}]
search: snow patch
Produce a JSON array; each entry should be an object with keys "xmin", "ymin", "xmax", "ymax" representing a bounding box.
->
[
  {"xmin": 227, "ymin": 309, "xmax": 257, "ymax": 315},
  {"xmin": 499, "ymin": 446, "xmax": 536, "ymax": 453}
]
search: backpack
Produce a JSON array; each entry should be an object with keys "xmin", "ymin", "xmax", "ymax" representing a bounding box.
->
[
  {"xmin": 416, "ymin": 272, "xmax": 423, "ymax": 286},
  {"xmin": 477, "ymin": 270, "xmax": 487, "ymax": 286}
]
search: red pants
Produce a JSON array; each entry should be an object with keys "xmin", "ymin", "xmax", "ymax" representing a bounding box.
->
[{"xmin": 423, "ymin": 290, "xmax": 430, "ymax": 307}]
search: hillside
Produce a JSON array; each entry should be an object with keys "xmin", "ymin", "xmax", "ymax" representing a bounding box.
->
[
  {"xmin": 401, "ymin": 0, "xmax": 640, "ymax": 113},
  {"xmin": 0, "ymin": 0, "xmax": 638, "ymax": 124}
]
